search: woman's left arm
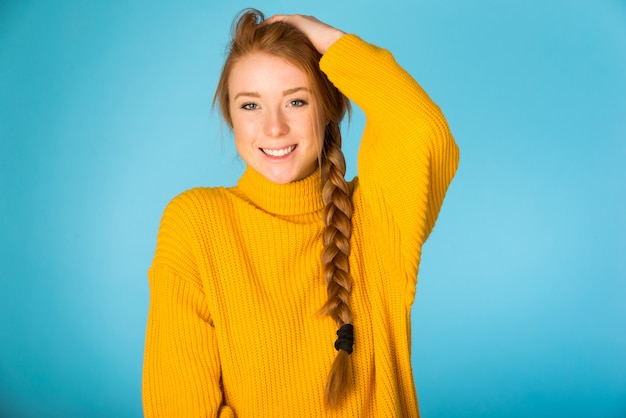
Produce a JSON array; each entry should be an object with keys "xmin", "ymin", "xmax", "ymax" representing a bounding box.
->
[{"xmin": 320, "ymin": 34, "xmax": 460, "ymax": 283}]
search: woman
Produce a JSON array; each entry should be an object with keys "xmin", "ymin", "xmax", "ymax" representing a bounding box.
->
[{"xmin": 143, "ymin": 9, "xmax": 459, "ymax": 417}]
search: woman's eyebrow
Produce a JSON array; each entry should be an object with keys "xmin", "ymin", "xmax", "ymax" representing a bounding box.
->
[
  {"xmin": 283, "ymin": 87, "xmax": 309, "ymax": 96},
  {"xmin": 233, "ymin": 91, "xmax": 260, "ymax": 100},
  {"xmin": 233, "ymin": 87, "xmax": 308, "ymax": 101}
]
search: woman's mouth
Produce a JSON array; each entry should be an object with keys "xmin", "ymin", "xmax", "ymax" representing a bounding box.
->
[{"xmin": 260, "ymin": 145, "xmax": 297, "ymax": 157}]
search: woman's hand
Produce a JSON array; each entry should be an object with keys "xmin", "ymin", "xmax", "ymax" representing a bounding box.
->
[{"xmin": 262, "ymin": 14, "xmax": 345, "ymax": 54}]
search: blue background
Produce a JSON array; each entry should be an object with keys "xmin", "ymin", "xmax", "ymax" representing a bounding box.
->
[{"xmin": 1, "ymin": 1, "xmax": 625, "ymax": 417}]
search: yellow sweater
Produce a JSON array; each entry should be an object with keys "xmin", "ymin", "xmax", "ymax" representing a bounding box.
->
[{"xmin": 143, "ymin": 34, "xmax": 459, "ymax": 417}]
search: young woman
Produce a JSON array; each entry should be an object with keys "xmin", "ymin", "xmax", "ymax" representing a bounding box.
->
[{"xmin": 143, "ymin": 9, "xmax": 459, "ymax": 417}]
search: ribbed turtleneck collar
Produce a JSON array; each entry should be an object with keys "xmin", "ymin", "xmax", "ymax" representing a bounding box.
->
[{"xmin": 236, "ymin": 167, "xmax": 325, "ymax": 216}]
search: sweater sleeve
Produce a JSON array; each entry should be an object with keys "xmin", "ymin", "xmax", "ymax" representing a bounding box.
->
[
  {"xmin": 142, "ymin": 196, "xmax": 233, "ymax": 417},
  {"xmin": 320, "ymin": 35, "xmax": 460, "ymax": 292}
]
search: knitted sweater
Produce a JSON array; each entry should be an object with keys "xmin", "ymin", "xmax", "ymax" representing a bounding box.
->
[{"xmin": 143, "ymin": 34, "xmax": 459, "ymax": 417}]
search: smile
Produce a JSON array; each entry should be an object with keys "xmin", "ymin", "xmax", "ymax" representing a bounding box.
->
[{"xmin": 260, "ymin": 145, "xmax": 296, "ymax": 157}]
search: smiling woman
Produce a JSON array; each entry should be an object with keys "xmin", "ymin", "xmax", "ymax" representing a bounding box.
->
[
  {"xmin": 228, "ymin": 52, "xmax": 325, "ymax": 184},
  {"xmin": 142, "ymin": 8, "xmax": 459, "ymax": 417}
]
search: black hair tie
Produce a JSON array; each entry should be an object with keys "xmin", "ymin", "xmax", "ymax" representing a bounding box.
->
[{"xmin": 334, "ymin": 324, "xmax": 354, "ymax": 354}]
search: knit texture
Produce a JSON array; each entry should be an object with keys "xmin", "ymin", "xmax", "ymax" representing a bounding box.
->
[{"xmin": 143, "ymin": 34, "xmax": 459, "ymax": 417}]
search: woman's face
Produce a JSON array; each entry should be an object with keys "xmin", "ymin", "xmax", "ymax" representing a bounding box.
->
[{"xmin": 228, "ymin": 52, "xmax": 325, "ymax": 184}]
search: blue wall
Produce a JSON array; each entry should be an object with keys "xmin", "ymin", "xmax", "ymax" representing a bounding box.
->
[{"xmin": 1, "ymin": 1, "xmax": 624, "ymax": 416}]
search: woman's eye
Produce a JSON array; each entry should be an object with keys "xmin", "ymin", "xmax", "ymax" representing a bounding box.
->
[
  {"xmin": 289, "ymin": 99, "xmax": 307, "ymax": 107},
  {"xmin": 241, "ymin": 103, "xmax": 258, "ymax": 110}
]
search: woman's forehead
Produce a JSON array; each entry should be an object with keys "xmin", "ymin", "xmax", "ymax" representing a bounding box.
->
[{"xmin": 229, "ymin": 52, "xmax": 312, "ymax": 93}]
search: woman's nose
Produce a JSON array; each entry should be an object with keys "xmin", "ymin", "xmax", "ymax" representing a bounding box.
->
[{"xmin": 264, "ymin": 110, "xmax": 289, "ymax": 137}]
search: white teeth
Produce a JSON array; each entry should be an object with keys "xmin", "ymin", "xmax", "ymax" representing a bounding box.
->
[{"xmin": 261, "ymin": 145, "xmax": 296, "ymax": 157}]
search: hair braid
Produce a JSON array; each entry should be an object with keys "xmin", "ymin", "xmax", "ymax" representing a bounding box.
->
[{"xmin": 320, "ymin": 121, "xmax": 354, "ymax": 407}]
